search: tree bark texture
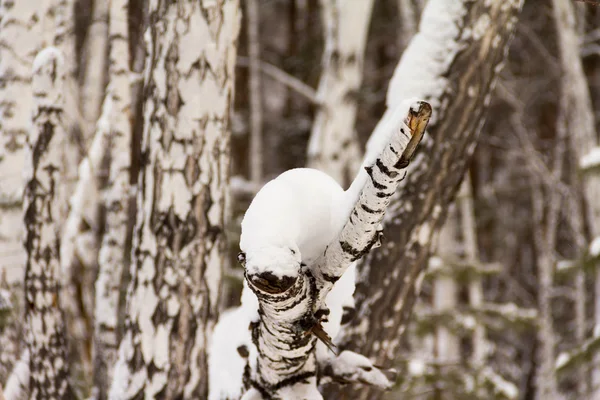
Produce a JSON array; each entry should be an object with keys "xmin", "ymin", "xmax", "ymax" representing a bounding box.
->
[
  {"xmin": 24, "ymin": 47, "xmax": 74, "ymax": 400},
  {"xmin": 113, "ymin": 0, "xmax": 241, "ymax": 398},
  {"xmin": 332, "ymin": 1, "xmax": 524, "ymax": 398},
  {"xmin": 92, "ymin": 0, "xmax": 133, "ymax": 397},
  {"xmin": 308, "ymin": 0, "xmax": 375, "ymax": 187}
]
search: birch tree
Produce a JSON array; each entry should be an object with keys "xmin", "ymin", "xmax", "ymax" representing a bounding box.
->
[
  {"xmin": 239, "ymin": 100, "xmax": 431, "ymax": 399},
  {"xmin": 111, "ymin": 1, "xmax": 241, "ymax": 398},
  {"xmin": 551, "ymin": 0, "xmax": 600, "ymax": 394},
  {"xmin": 331, "ymin": 1, "xmax": 524, "ymax": 398},
  {"xmin": 81, "ymin": 0, "xmax": 110, "ymax": 140},
  {"xmin": 308, "ymin": 0, "xmax": 374, "ymax": 186},
  {"xmin": 24, "ymin": 47, "xmax": 74, "ymax": 399},
  {"xmin": 0, "ymin": 0, "xmax": 53, "ymax": 382},
  {"xmin": 92, "ymin": 0, "xmax": 133, "ymax": 396}
]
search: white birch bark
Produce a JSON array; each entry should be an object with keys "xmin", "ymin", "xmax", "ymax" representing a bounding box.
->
[
  {"xmin": 93, "ymin": 0, "xmax": 133, "ymax": 396},
  {"xmin": 111, "ymin": 1, "xmax": 241, "ymax": 398},
  {"xmin": 244, "ymin": 101, "xmax": 430, "ymax": 398},
  {"xmin": 81, "ymin": 0, "xmax": 109, "ymax": 140},
  {"xmin": 308, "ymin": 0, "xmax": 374, "ymax": 187},
  {"xmin": 0, "ymin": 1, "xmax": 43, "ymax": 286},
  {"xmin": 24, "ymin": 47, "xmax": 74, "ymax": 399},
  {"xmin": 551, "ymin": 0, "xmax": 600, "ymax": 393}
]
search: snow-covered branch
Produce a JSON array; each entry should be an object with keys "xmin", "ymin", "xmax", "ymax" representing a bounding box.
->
[{"xmin": 242, "ymin": 100, "xmax": 431, "ymax": 398}]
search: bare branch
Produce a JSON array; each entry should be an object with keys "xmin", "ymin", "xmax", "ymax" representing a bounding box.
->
[{"xmin": 237, "ymin": 56, "xmax": 319, "ymax": 104}]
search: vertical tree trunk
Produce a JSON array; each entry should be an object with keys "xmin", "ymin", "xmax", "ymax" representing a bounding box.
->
[
  {"xmin": 92, "ymin": 0, "xmax": 133, "ymax": 397},
  {"xmin": 24, "ymin": 47, "xmax": 74, "ymax": 400},
  {"xmin": 551, "ymin": 0, "xmax": 600, "ymax": 394},
  {"xmin": 331, "ymin": 1, "xmax": 524, "ymax": 398},
  {"xmin": 111, "ymin": 1, "xmax": 241, "ymax": 398},
  {"xmin": 459, "ymin": 177, "xmax": 486, "ymax": 365},
  {"xmin": 246, "ymin": 0, "xmax": 263, "ymax": 184},
  {"xmin": 433, "ymin": 209, "xmax": 460, "ymax": 365},
  {"xmin": 308, "ymin": 0, "xmax": 374, "ymax": 187},
  {"xmin": 0, "ymin": 0, "xmax": 42, "ymax": 287},
  {"xmin": 81, "ymin": 0, "xmax": 109, "ymax": 141},
  {"xmin": 531, "ymin": 184, "xmax": 560, "ymax": 400},
  {"xmin": 396, "ymin": 0, "xmax": 423, "ymax": 53}
]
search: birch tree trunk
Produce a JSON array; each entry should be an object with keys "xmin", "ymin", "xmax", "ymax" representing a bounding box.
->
[
  {"xmin": 459, "ymin": 178, "xmax": 486, "ymax": 366},
  {"xmin": 24, "ymin": 47, "xmax": 74, "ymax": 400},
  {"xmin": 331, "ymin": 1, "xmax": 524, "ymax": 398},
  {"xmin": 0, "ymin": 0, "xmax": 51, "ymax": 382},
  {"xmin": 531, "ymin": 183, "xmax": 560, "ymax": 400},
  {"xmin": 111, "ymin": 1, "xmax": 241, "ymax": 398},
  {"xmin": 246, "ymin": 0, "xmax": 263, "ymax": 184},
  {"xmin": 307, "ymin": 0, "xmax": 374, "ymax": 187},
  {"xmin": 92, "ymin": 0, "xmax": 133, "ymax": 397},
  {"xmin": 396, "ymin": 0, "xmax": 423, "ymax": 53},
  {"xmin": 551, "ymin": 0, "xmax": 600, "ymax": 394},
  {"xmin": 433, "ymin": 209, "xmax": 460, "ymax": 366},
  {"xmin": 81, "ymin": 0, "xmax": 109, "ymax": 141}
]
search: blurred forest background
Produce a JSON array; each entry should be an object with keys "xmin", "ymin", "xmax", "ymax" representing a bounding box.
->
[{"xmin": 1, "ymin": 0, "xmax": 600, "ymax": 399}]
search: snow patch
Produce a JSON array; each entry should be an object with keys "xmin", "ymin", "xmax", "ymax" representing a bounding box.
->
[
  {"xmin": 580, "ymin": 147, "xmax": 600, "ymax": 170},
  {"xmin": 590, "ymin": 236, "xmax": 600, "ymax": 257}
]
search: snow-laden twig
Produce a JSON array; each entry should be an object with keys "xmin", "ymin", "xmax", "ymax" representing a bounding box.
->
[
  {"xmin": 243, "ymin": 100, "xmax": 431, "ymax": 398},
  {"xmin": 322, "ymin": 351, "xmax": 397, "ymax": 389}
]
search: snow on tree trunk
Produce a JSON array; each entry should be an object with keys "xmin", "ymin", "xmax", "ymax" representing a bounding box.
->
[
  {"xmin": 330, "ymin": 1, "xmax": 524, "ymax": 398},
  {"xmin": 92, "ymin": 0, "xmax": 133, "ymax": 397},
  {"xmin": 81, "ymin": 0, "xmax": 109, "ymax": 141},
  {"xmin": 551, "ymin": 0, "xmax": 600, "ymax": 394},
  {"xmin": 110, "ymin": 1, "xmax": 241, "ymax": 398},
  {"xmin": 24, "ymin": 47, "xmax": 74, "ymax": 399},
  {"xmin": 244, "ymin": 101, "xmax": 431, "ymax": 399},
  {"xmin": 307, "ymin": 0, "xmax": 374, "ymax": 187}
]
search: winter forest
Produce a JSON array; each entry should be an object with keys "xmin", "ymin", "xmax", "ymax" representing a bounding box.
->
[{"xmin": 1, "ymin": 0, "xmax": 600, "ymax": 399}]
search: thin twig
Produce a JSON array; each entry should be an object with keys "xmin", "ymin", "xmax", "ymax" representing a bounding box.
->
[{"xmin": 237, "ymin": 56, "xmax": 319, "ymax": 104}]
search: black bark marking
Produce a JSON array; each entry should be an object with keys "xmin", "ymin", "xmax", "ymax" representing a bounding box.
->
[
  {"xmin": 322, "ymin": 272, "xmax": 339, "ymax": 283},
  {"xmin": 361, "ymin": 204, "xmax": 382, "ymax": 214},
  {"xmin": 376, "ymin": 158, "xmax": 398, "ymax": 178},
  {"xmin": 237, "ymin": 345, "xmax": 249, "ymax": 358},
  {"xmin": 249, "ymin": 271, "xmax": 297, "ymax": 294}
]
